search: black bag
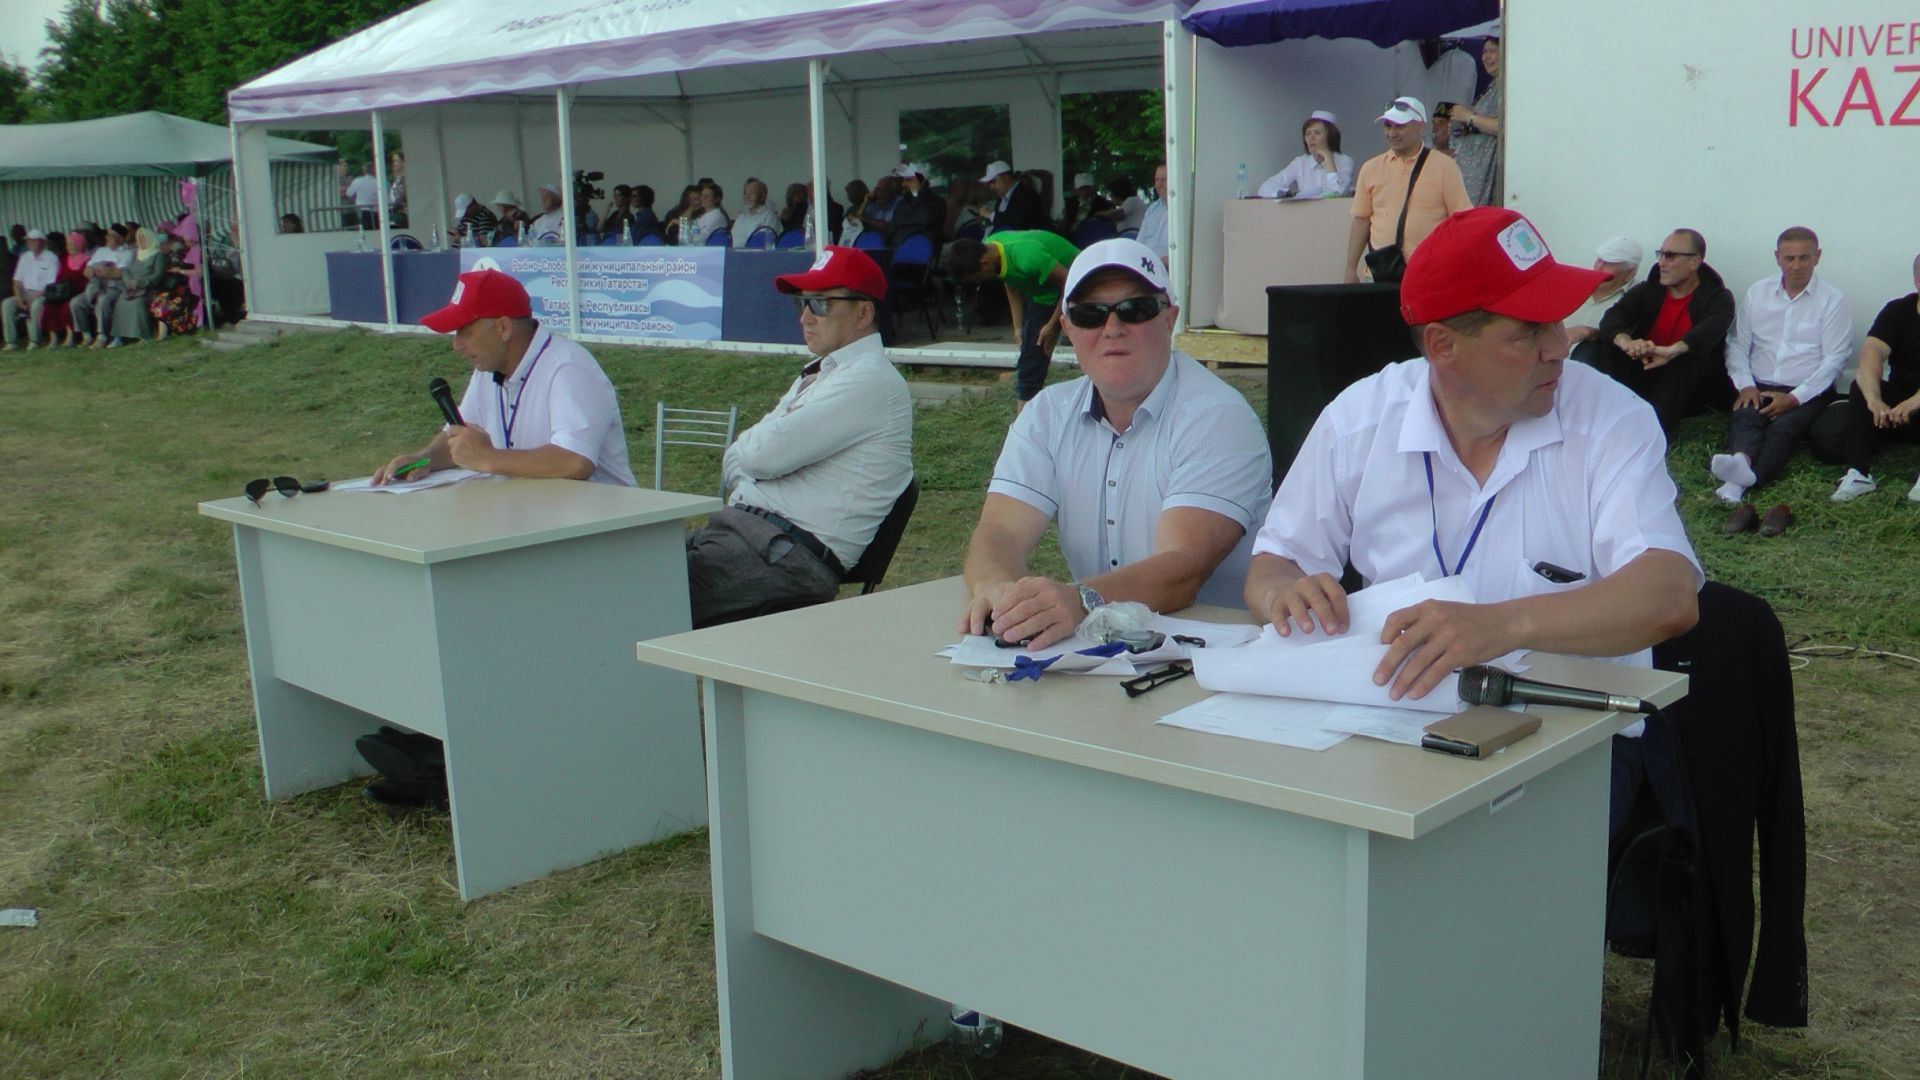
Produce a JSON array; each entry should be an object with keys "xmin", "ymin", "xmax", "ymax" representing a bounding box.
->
[
  {"xmin": 1363, "ymin": 148, "xmax": 1429, "ymax": 284},
  {"xmin": 42, "ymin": 280, "xmax": 76, "ymax": 303}
]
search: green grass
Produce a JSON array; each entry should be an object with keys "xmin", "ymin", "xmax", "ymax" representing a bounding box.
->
[{"xmin": 0, "ymin": 331, "xmax": 1914, "ymax": 1078}]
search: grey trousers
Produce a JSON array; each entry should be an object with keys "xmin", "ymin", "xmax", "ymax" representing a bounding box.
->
[
  {"xmin": 686, "ymin": 507, "xmax": 841, "ymax": 629},
  {"xmin": 69, "ymin": 281, "xmax": 124, "ymax": 338},
  {"xmin": 1, "ymin": 295, "xmax": 46, "ymax": 343},
  {"xmin": 1727, "ymin": 383, "xmax": 1834, "ymax": 491}
]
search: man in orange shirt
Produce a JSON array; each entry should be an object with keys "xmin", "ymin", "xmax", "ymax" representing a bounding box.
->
[{"xmin": 1344, "ymin": 97, "xmax": 1473, "ymax": 283}]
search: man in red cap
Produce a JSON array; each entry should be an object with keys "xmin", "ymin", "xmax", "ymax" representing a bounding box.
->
[
  {"xmin": 1245, "ymin": 206, "xmax": 1700, "ymax": 704},
  {"xmin": 371, "ymin": 268, "xmax": 636, "ymax": 487},
  {"xmin": 684, "ymin": 245, "xmax": 912, "ymax": 627}
]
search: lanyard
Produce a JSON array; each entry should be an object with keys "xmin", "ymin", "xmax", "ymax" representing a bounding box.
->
[
  {"xmin": 1423, "ymin": 451, "xmax": 1495, "ymax": 578},
  {"xmin": 496, "ymin": 337, "xmax": 551, "ymax": 449}
]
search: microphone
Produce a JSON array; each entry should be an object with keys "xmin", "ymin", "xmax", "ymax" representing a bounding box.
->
[
  {"xmin": 428, "ymin": 377, "xmax": 464, "ymax": 427},
  {"xmin": 1457, "ymin": 665, "xmax": 1651, "ymax": 714}
]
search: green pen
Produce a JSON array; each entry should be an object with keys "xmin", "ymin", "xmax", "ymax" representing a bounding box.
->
[{"xmin": 393, "ymin": 457, "xmax": 431, "ymax": 478}]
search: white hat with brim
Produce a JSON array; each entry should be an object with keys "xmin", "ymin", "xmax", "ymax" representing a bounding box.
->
[
  {"xmin": 1378, "ymin": 97, "xmax": 1427, "ymax": 125},
  {"xmin": 1063, "ymin": 238, "xmax": 1172, "ymax": 303},
  {"xmin": 979, "ymin": 160, "xmax": 1012, "ymax": 183},
  {"xmin": 1595, "ymin": 236, "xmax": 1644, "ymax": 265},
  {"xmin": 1309, "ymin": 109, "xmax": 1338, "ymax": 125},
  {"xmin": 492, "ymin": 190, "xmax": 522, "ymax": 207}
]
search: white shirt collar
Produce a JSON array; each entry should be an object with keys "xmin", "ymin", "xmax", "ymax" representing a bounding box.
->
[{"xmin": 1397, "ymin": 362, "xmax": 1565, "ymax": 502}]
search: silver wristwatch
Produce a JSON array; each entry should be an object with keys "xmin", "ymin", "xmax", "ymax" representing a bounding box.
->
[{"xmin": 1075, "ymin": 582, "xmax": 1106, "ymax": 613}]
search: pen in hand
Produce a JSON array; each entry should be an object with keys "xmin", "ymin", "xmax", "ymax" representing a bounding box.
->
[{"xmin": 393, "ymin": 457, "xmax": 431, "ymax": 479}]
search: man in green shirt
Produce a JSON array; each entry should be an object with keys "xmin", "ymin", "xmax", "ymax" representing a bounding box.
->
[{"xmin": 944, "ymin": 229, "xmax": 1082, "ymax": 405}]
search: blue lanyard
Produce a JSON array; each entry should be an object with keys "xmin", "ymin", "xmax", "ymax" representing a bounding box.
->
[
  {"xmin": 496, "ymin": 338, "xmax": 551, "ymax": 449},
  {"xmin": 1424, "ymin": 451, "xmax": 1495, "ymax": 578}
]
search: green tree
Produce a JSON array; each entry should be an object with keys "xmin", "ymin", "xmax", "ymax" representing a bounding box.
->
[
  {"xmin": 0, "ymin": 61, "xmax": 41, "ymax": 123},
  {"xmin": 1061, "ymin": 90, "xmax": 1164, "ymax": 198}
]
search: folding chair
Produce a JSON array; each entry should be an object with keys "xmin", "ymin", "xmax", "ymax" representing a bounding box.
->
[
  {"xmin": 1071, "ymin": 218, "xmax": 1118, "ymax": 247},
  {"xmin": 841, "ymin": 477, "xmax": 919, "ymax": 595},
  {"xmin": 637, "ymin": 232, "xmax": 665, "ymax": 246},
  {"xmin": 654, "ymin": 402, "xmax": 739, "ymax": 497},
  {"xmin": 745, "ymin": 226, "xmax": 779, "ymax": 250},
  {"xmin": 390, "ymin": 234, "xmax": 423, "ymax": 250},
  {"xmin": 705, "ymin": 228, "xmax": 733, "ymax": 246},
  {"xmin": 775, "ymin": 229, "xmax": 807, "ymax": 249},
  {"xmin": 887, "ymin": 233, "xmax": 940, "ymax": 340}
]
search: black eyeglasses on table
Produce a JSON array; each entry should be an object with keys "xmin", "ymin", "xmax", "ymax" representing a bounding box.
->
[
  {"xmin": 1064, "ymin": 296, "xmax": 1169, "ymax": 329},
  {"xmin": 1121, "ymin": 659, "xmax": 1193, "ymax": 698},
  {"xmin": 244, "ymin": 476, "xmax": 328, "ymax": 505}
]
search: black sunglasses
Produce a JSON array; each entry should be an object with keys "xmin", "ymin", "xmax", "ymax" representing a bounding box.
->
[
  {"xmin": 1654, "ymin": 249, "xmax": 1699, "ymax": 260},
  {"xmin": 1064, "ymin": 295, "xmax": 1169, "ymax": 330},
  {"xmin": 244, "ymin": 476, "xmax": 328, "ymax": 505},
  {"xmin": 791, "ymin": 294, "xmax": 869, "ymax": 316}
]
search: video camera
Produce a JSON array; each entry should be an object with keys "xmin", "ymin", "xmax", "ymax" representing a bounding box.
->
[{"xmin": 572, "ymin": 170, "xmax": 605, "ymax": 230}]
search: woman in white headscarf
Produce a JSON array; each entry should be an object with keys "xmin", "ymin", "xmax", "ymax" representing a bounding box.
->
[
  {"xmin": 1255, "ymin": 111, "xmax": 1355, "ymax": 199},
  {"xmin": 106, "ymin": 226, "xmax": 165, "ymax": 346}
]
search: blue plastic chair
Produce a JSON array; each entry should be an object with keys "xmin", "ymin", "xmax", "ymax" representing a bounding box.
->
[
  {"xmin": 1071, "ymin": 218, "xmax": 1118, "ymax": 248},
  {"xmin": 389, "ymin": 234, "xmax": 423, "ymax": 250},
  {"xmin": 745, "ymin": 226, "xmax": 779, "ymax": 250},
  {"xmin": 888, "ymin": 233, "xmax": 940, "ymax": 339},
  {"xmin": 706, "ymin": 228, "xmax": 733, "ymax": 247},
  {"xmin": 775, "ymin": 229, "xmax": 806, "ymax": 249},
  {"xmin": 637, "ymin": 232, "xmax": 665, "ymax": 246},
  {"xmin": 954, "ymin": 222, "xmax": 986, "ymax": 242},
  {"xmin": 853, "ymin": 230, "xmax": 887, "ymax": 251},
  {"xmin": 576, "ymin": 233, "xmax": 599, "ymax": 247},
  {"xmin": 493, "ymin": 234, "xmax": 518, "ymax": 248},
  {"xmin": 1120, "ymin": 228, "xmax": 1140, "ymax": 240}
]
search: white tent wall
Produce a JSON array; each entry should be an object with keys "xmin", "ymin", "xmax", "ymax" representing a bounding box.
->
[
  {"xmin": 1184, "ymin": 35, "xmax": 1401, "ymax": 328},
  {"xmin": 1507, "ymin": 0, "xmax": 1920, "ymax": 388}
]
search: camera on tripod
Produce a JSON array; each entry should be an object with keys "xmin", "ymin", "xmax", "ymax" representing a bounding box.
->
[{"xmin": 572, "ymin": 170, "xmax": 605, "ymax": 229}]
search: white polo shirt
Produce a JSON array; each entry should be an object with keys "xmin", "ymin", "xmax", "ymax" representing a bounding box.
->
[
  {"xmin": 1726, "ymin": 273, "xmax": 1853, "ymax": 404},
  {"xmin": 11, "ymin": 249, "xmax": 59, "ymax": 292},
  {"xmin": 725, "ymin": 331, "xmax": 914, "ymax": 568},
  {"xmin": 87, "ymin": 245, "xmax": 132, "ymax": 272},
  {"xmin": 1254, "ymin": 358, "xmax": 1702, "ymax": 667},
  {"xmin": 988, "ymin": 351, "xmax": 1273, "ymax": 608},
  {"xmin": 455, "ymin": 323, "xmax": 637, "ymax": 487}
]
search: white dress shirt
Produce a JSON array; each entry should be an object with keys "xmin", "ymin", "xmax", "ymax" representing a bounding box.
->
[
  {"xmin": 1136, "ymin": 199, "xmax": 1169, "ymax": 260},
  {"xmin": 1254, "ymin": 358, "xmax": 1701, "ymax": 669},
  {"xmin": 87, "ymin": 245, "xmax": 133, "ymax": 271},
  {"xmin": 528, "ymin": 209, "xmax": 566, "ymax": 244},
  {"xmin": 345, "ymin": 175, "xmax": 385, "ymax": 210},
  {"xmin": 12, "ymin": 249, "xmax": 59, "ymax": 292},
  {"xmin": 455, "ymin": 323, "xmax": 637, "ymax": 487},
  {"xmin": 1725, "ymin": 273, "xmax": 1854, "ymax": 404},
  {"xmin": 725, "ymin": 331, "xmax": 914, "ymax": 568},
  {"xmin": 730, "ymin": 204, "xmax": 782, "ymax": 247},
  {"xmin": 1256, "ymin": 153, "xmax": 1357, "ymax": 199},
  {"xmin": 988, "ymin": 351, "xmax": 1272, "ymax": 608},
  {"xmin": 680, "ymin": 208, "xmax": 730, "ymax": 246}
]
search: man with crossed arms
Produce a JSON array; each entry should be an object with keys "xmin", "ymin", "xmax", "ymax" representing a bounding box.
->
[
  {"xmin": 959, "ymin": 238, "xmax": 1271, "ymax": 649},
  {"xmin": 1247, "ymin": 207, "xmax": 1699, "ymax": 720}
]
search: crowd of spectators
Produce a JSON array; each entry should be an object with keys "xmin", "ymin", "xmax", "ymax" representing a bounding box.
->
[{"xmin": 4, "ymin": 217, "xmax": 207, "ymax": 350}]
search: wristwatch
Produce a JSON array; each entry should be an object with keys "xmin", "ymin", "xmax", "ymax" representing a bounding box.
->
[{"xmin": 1075, "ymin": 582, "xmax": 1106, "ymax": 613}]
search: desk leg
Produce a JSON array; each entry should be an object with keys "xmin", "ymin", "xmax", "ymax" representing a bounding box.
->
[
  {"xmin": 233, "ymin": 526, "xmax": 375, "ymax": 799},
  {"xmin": 705, "ymin": 680, "xmax": 949, "ymax": 1079}
]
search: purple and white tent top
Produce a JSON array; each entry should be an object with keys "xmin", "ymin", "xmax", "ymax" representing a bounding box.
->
[
  {"xmin": 230, "ymin": 0, "xmax": 1188, "ymax": 123},
  {"xmin": 1182, "ymin": 0, "xmax": 1497, "ymax": 49}
]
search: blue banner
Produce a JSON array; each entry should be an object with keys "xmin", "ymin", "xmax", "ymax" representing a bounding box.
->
[{"xmin": 461, "ymin": 247, "xmax": 725, "ymax": 341}]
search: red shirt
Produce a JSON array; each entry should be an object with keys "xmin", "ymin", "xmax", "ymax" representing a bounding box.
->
[{"xmin": 1648, "ymin": 290, "xmax": 1694, "ymax": 347}]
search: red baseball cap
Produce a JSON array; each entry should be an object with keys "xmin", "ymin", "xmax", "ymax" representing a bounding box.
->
[
  {"xmin": 1399, "ymin": 207, "xmax": 1609, "ymax": 326},
  {"xmin": 773, "ymin": 246, "xmax": 888, "ymax": 302},
  {"xmin": 420, "ymin": 269, "xmax": 532, "ymax": 332}
]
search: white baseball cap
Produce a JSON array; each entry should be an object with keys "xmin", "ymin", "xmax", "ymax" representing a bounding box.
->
[
  {"xmin": 26, "ymin": 228, "xmax": 45, "ymax": 240},
  {"xmin": 890, "ymin": 162, "xmax": 923, "ymax": 179},
  {"xmin": 1309, "ymin": 109, "xmax": 1338, "ymax": 125},
  {"xmin": 1378, "ymin": 96, "xmax": 1428, "ymax": 125},
  {"xmin": 1063, "ymin": 238, "xmax": 1171, "ymax": 303},
  {"xmin": 538, "ymin": 183, "xmax": 562, "ymax": 198},
  {"xmin": 979, "ymin": 160, "xmax": 1012, "ymax": 183},
  {"xmin": 1595, "ymin": 236, "xmax": 1644, "ymax": 265},
  {"xmin": 1072, "ymin": 173, "xmax": 1095, "ymax": 189}
]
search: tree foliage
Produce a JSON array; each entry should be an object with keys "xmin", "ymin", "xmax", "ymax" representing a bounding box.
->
[
  {"xmin": 1062, "ymin": 89, "xmax": 1164, "ymax": 197},
  {"xmin": 0, "ymin": 62, "xmax": 39, "ymax": 123},
  {"xmin": 26, "ymin": 0, "xmax": 415, "ymax": 126}
]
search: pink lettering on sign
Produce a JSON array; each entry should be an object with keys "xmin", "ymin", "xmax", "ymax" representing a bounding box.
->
[
  {"xmin": 1791, "ymin": 67, "xmax": 1830, "ymax": 126},
  {"xmin": 1835, "ymin": 67, "xmax": 1886, "ymax": 124},
  {"xmin": 1894, "ymin": 65, "xmax": 1920, "ymax": 126}
]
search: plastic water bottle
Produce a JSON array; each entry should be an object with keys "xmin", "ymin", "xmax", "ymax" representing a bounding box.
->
[
  {"xmin": 949, "ymin": 1007, "xmax": 1003, "ymax": 1058},
  {"xmin": 518, "ymin": 221, "xmax": 528, "ymax": 245},
  {"xmin": 1235, "ymin": 162, "xmax": 1248, "ymax": 198},
  {"xmin": 624, "ymin": 221, "xmax": 633, "ymax": 246},
  {"xmin": 429, "ymin": 224, "xmax": 441, "ymax": 249},
  {"xmin": 355, "ymin": 222, "xmax": 366, "ymax": 251},
  {"xmin": 804, "ymin": 207, "xmax": 815, "ymax": 246}
]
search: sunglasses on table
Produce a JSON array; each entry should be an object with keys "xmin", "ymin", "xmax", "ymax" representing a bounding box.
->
[
  {"xmin": 244, "ymin": 476, "xmax": 329, "ymax": 505},
  {"xmin": 791, "ymin": 294, "xmax": 869, "ymax": 316},
  {"xmin": 1063, "ymin": 295, "xmax": 1170, "ymax": 329}
]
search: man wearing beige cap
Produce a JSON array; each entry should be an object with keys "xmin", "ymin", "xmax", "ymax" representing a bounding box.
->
[
  {"xmin": 1344, "ymin": 96, "xmax": 1472, "ymax": 283},
  {"xmin": 959, "ymin": 238, "xmax": 1271, "ymax": 649},
  {"xmin": 981, "ymin": 159, "xmax": 1045, "ymax": 235},
  {"xmin": 3, "ymin": 229, "xmax": 58, "ymax": 350}
]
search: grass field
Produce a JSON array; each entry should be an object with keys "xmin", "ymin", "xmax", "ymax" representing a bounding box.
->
[{"xmin": 2, "ymin": 329, "xmax": 1916, "ymax": 1078}]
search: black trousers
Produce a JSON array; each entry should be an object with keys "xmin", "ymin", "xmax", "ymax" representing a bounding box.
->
[{"xmin": 1842, "ymin": 378, "xmax": 1920, "ymax": 474}]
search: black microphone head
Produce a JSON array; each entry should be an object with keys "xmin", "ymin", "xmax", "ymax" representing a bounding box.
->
[
  {"xmin": 1456, "ymin": 665, "xmax": 1512, "ymax": 706},
  {"xmin": 428, "ymin": 376, "xmax": 452, "ymax": 397}
]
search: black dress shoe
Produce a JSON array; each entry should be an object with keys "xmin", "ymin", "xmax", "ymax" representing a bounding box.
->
[
  {"xmin": 1721, "ymin": 503, "xmax": 1759, "ymax": 535},
  {"xmin": 1758, "ymin": 503, "xmax": 1795, "ymax": 537},
  {"xmin": 355, "ymin": 730, "xmax": 447, "ymax": 797},
  {"xmin": 362, "ymin": 776, "xmax": 448, "ymax": 810}
]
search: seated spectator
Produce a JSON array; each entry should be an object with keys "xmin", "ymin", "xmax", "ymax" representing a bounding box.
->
[
  {"xmin": 1058, "ymin": 173, "xmax": 1114, "ymax": 233},
  {"xmin": 278, "ymin": 213, "xmax": 305, "ymax": 234},
  {"xmin": 491, "ymin": 190, "xmax": 530, "ymax": 242},
  {"xmin": 600, "ymin": 185, "xmax": 639, "ymax": 242},
  {"xmin": 957, "ymin": 238, "xmax": 1272, "ymax": 647},
  {"xmin": 1110, "ymin": 177, "xmax": 1145, "ymax": 234},
  {"xmin": 1565, "ymin": 236, "xmax": 1642, "ymax": 344},
  {"xmin": 528, "ymin": 184, "xmax": 567, "ymax": 244},
  {"xmin": 981, "ymin": 160, "xmax": 1046, "ymax": 234},
  {"xmin": 2, "ymin": 228, "xmax": 58, "ymax": 351},
  {"xmin": 1592, "ymin": 228, "xmax": 1736, "ymax": 435},
  {"xmin": 860, "ymin": 175, "xmax": 900, "ymax": 237},
  {"xmin": 730, "ymin": 178, "xmax": 781, "ymax": 246},
  {"xmin": 1137, "ymin": 163, "xmax": 1169, "ymax": 264},
  {"xmin": 1829, "ymin": 253, "xmax": 1920, "ymax": 503},
  {"xmin": 453, "ymin": 193, "xmax": 498, "ymax": 247},
  {"xmin": 780, "ymin": 180, "xmax": 843, "ymax": 243},
  {"xmin": 630, "ymin": 185, "xmax": 661, "ymax": 239},
  {"xmin": 71, "ymin": 223, "xmax": 133, "ymax": 349},
  {"xmin": 946, "ymin": 178, "xmax": 987, "ymax": 237},
  {"xmin": 778, "ymin": 182, "xmax": 810, "ymax": 234},
  {"xmin": 663, "ymin": 183, "xmax": 700, "ymax": 243},
  {"xmin": 106, "ymin": 226, "xmax": 167, "ymax": 346},
  {"xmin": 840, "ymin": 179, "xmax": 871, "ymax": 246},
  {"xmin": 680, "ymin": 181, "xmax": 730, "ymax": 246},
  {"xmin": 40, "ymin": 231, "xmax": 88, "ymax": 347},
  {"xmin": 889, "ymin": 163, "xmax": 944, "ymax": 242},
  {"xmin": 1256, "ymin": 111, "xmax": 1355, "ymax": 199},
  {"xmin": 148, "ymin": 231, "xmax": 201, "ymax": 340},
  {"xmin": 7, "ymin": 224, "xmax": 24, "ymax": 255},
  {"xmin": 388, "ymin": 151, "xmax": 409, "ymax": 228},
  {"xmin": 1710, "ymin": 226, "xmax": 1851, "ymax": 533}
]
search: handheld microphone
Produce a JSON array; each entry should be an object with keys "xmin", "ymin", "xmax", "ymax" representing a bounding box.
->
[
  {"xmin": 1457, "ymin": 665, "xmax": 1651, "ymax": 714},
  {"xmin": 428, "ymin": 377, "xmax": 464, "ymax": 427}
]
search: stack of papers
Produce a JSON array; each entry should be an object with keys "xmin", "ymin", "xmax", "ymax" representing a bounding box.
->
[
  {"xmin": 941, "ymin": 613, "xmax": 1262, "ymax": 678},
  {"xmin": 332, "ymin": 469, "xmax": 483, "ymax": 494}
]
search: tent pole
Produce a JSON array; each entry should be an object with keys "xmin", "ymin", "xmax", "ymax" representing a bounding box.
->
[
  {"xmin": 808, "ymin": 59, "xmax": 828, "ymax": 254},
  {"xmin": 225, "ymin": 122, "xmax": 253, "ymax": 335},
  {"xmin": 1177, "ymin": 25, "xmax": 1199, "ymax": 334},
  {"xmin": 432, "ymin": 112, "xmax": 451, "ymax": 246},
  {"xmin": 372, "ymin": 111, "xmax": 397, "ymax": 331},
  {"xmin": 513, "ymin": 104, "xmax": 530, "ymax": 216},
  {"xmin": 557, "ymin": 86, "xmax": 582, "ymax": 337}
]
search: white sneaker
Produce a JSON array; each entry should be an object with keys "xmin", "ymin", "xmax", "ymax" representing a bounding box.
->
[
  {"xmin": 1711, "ymin": 453, "xmax": 1757, "ymax": 490},
  {"xmin": 1714, "ymin": 481, "xmax": 1746, "ymax": 504},
  {"xmin": 1908, "ymin": 473, "xmax": 1920, "ymax": 503},
  {"xmin": 1831, "ymin": 469, "xmax": 1877, "ymax": 503}
]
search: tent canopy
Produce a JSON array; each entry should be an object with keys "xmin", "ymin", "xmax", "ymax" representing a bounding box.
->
[
  {"xmin": 1183, "ymin": 0, "xmax": 1496, "ymax": 48},
  {"xmin": 229, "ymin": 0, "xmax": 1184, "ymax": 122},
  {"xmin": 0, "ymin": 111, "xmax": 336, "ymax": 181}
]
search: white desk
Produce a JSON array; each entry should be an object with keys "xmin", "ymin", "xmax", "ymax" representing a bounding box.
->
[
  {"xmin": 1215, "ymin": 196, "xmax": 1357, "ymax": 335},
  {"xmin": 203, "ymin": 477, "xmax": 719, "ymax": 900},
  {"xmin": 636, "ymin": 577, "xmax": 1687, "ymax": 1079}
]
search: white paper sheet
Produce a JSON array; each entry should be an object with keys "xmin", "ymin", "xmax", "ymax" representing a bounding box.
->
[
  {"xmin": 332, "ymin": 468, "xmax": 483, "ymax": 493},
  {"xmin": 1156, "ymin": 693, "xmax": 1353, "ymax": 752}
]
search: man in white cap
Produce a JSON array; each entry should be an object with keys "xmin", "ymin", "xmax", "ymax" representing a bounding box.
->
[
  {"xmin": 1565, "ymin": 236, "xmax": 1645, "ymax": 344},
  {"xmin": 3, "ymin": 229, "xmax": 59, "ymax": 350},
  {"xmin": 1593, "ymin": 228, "xmax": 1737, "ymax": 435},
  {"xmin": 888, "ymin": 163, "xmax": 944, "ymax": 242},
  {"xmin": 958, "ymin": 237, "xmax": 1272, "ymax": 649},
  {"xmin": 1059, "ymin": 172, "xmax": 1114, "ymax": 234},
  {"xmin": 492, "ymin": 190, "xmax": 530, "ymax": 241},
  {"xmin": 687, "ymin": 245, "xmax": 912, "ymax": 627},
  {"xmin": 980, "ymin": 160, "xmax": 1046, "ymax": 235},
  {"xmin": 1344, "ymin": 96, "xmax": 1471, "ymax": 283},
  {"xmin": 529, "ymin": 184, "xmax": 567, "ymax": 244},
  {"xmin": 1250, "ymin": 206, "xmax": 1699, "ymax": 707}
]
